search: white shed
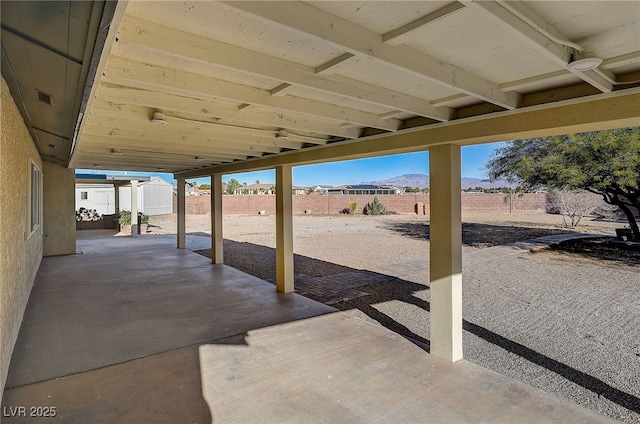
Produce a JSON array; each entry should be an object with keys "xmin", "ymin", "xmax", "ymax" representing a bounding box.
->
[{"xmin": 76, "ymin": 177, "xmax": 173, "ymax": 216}]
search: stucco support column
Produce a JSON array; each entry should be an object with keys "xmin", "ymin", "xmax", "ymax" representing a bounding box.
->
[
  {"xmin": 177, "ymin": 178, "xmax": 186, "ymax": 249},
  {"xmin": 429, "ymin": 144, "xmax": 463, "ymax": 362},
  {"xmin": 114, "ymin": 183, "xmax": 120, "ymax": 214},
  {"xmin": 130, "ymin": 180, "xmax": 138, "ymax": 238},
  {"xmin": 275, "ymin": 165, "xmax": 294, "ymax": 293},
  {"xmin": 211, "ymin": 173, "xmax": 224, "ymax": 264}
]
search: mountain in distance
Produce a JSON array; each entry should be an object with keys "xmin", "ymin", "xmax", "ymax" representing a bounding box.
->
[{"xmin": 361, "ymin": 173, "xmax": 516, "ymax": 189}]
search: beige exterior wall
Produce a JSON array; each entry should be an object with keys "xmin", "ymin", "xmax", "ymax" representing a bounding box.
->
[
  {"xmin": 0, "ymin": 77, "xmax": 44, "ymax": 399},
  {"xmin": 43, "ymin": 162, "xmax": 76, "ymax": 256}
]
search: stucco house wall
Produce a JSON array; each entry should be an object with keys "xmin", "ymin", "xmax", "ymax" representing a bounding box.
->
[
  {"xmin": 0, "ymin": 77, "xmax": 44, "ymax": 401},
  {"xmin": 43, "ymin": 162, "xmax": 76, "ymax": 256}
]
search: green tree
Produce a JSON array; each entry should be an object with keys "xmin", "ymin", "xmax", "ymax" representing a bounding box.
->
[
  {"xmin": 364, "ymin": 196, "xmax": 386, "ymax": 215},
  {"xmin": 487, "ymin": 127, "xmax": 640, "ymax": 240},
  {"xmin": 226, "ymin": 178, "xmax": 242, "ymax": 194},
  {"xmin": 198, "ymin": 183, "xmax": 211, "ymax": 190}
]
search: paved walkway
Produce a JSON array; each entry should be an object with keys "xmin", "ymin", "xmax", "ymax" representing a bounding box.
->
[{"xmin": 464, "ymin": 233, "xmax": 609, "ymax": 264}]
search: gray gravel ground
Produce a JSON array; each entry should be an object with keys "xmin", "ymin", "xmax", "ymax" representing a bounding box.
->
[{"xmin": 153, "ymin": 213, "xmax": 639, "ymax": 423}]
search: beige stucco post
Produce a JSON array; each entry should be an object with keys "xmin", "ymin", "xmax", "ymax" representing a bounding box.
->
[
  {"xmin": 42, "ymin": 162, "xmax": 76, "ymax": 256},
  {"xmin": 275, "ymin": 165, "xmax": 294, "ymax": 293},
  {"xmin": 429, "ymin": 144, "xmax": 463, "ymax": 362},
  {"xmin": 177, "ymin": 177, "xmax": 186, "ymax": 249},
  {"xmin": 211, "ymin": 173, "xmax": 224, "ymax": 264},
  {"xmin": 114, "ymin": 183, "xmax": 120, "ymax": 214},
  {"xmin": 130, "ymin": 179, "xmax": 138, "ymax": 237}
]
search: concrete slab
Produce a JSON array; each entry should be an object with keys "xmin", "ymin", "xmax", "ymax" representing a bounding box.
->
[
  {"xmin": 7, "ymin": 236, "xmax": 334, "ymax": 388},
  {"xmin": 200, "ymin": 310, "xmax": 618, "ymax": 424},
  {"xmin": 3, "ymin": 346, "xmax": 211, "ymax": 424},
  {"xmin": 3, "ymin": 230, "xmax": 620, "ymax": 423},
  {"xmin": 76, "ymin": 230, "xmax": 212, "ymax": 254},
  {"xmin": 464, "ymin": 233, "xmax": 610, "ymax": 264}
]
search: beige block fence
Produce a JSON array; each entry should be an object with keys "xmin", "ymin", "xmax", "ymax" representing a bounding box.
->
[{"xmin": 173, "ymin": 193, "xmax": 548, "ymax": 216}]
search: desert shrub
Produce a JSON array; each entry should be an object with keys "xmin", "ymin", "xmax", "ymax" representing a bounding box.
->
[
  {"xmin": 363, "ymin": 197, "xmax": 386, "ymax": 216},
  {"xmin": 118, "ymin": 211, "xmax": 149, "ymax": 225},
  {"xmin": 592, "ymin": 203, "xmax": 622, "ymax": 222},
  {"xmin": 347, "ymin": 201, "xmax": 358, "ymax": 215},
  {"xmin": 547, "ymin": 191, "xmax": 601, "ymax": 228}
]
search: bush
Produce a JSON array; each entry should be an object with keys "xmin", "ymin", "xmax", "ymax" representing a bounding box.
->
[
  {"xmin": 593, "ymin": 203, "xmax": 621, "ymax": 222},
  {"xmin": 347, "ymin": 201, "xmax": 358, "ymax": 216},
  {"xmin": 546, "ymin": 191, "xmax": 601, "ymax": 228},
  {"xmin": 363, "ymin": 197, "xmax": 386, "ymax": 216},
  {"xmin": 118, "ymin": 211, "xmax": 149, "ymax": 225}
]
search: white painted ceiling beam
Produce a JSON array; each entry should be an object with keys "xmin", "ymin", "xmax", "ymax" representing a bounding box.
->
[
  {"xmin": 430, "ymin": 94, "xmax": 470, "ymax": 108},
  {"xmin": 80, "ymin": 129, "xmax": 278, "ymax": 157},
  {"xmin": 76, "ymin": 150, "xmax": 240, "ymax": 164},
  {"xmin": 498, "ymin": 70, "xmax": 576, "ymax": 92},
  {"xmin": 88, "ymin": 101, "xmax": 316, "ymax": 149},
  {"xmin": 86, "ymin": 114, "xmax": 310, "ymax": 150},
  {"xmin": 82, "ymin": 129, "xmax": 288, "ymax": 157},
  {"xmin": 95, "ymin": 84, "xmax": 361, "ymax": 139},
  {"xmin": 460, "ymin": 0, "xmax": 613, "ymax": 93},
  {"xmin": 269, "ymin": 84, "xmax": 294, "ymax": 97},
  {"xmin": 72, "ymin": 157, "xmax": 226, "ymax": 170},
  {"xmin": 117, "ymin": 16, "xmax": 453, "ymax": 121},
  {"xmin": 76, "ymin": 142, "xmax": 252, "ymax": 161},
  {"xmin": 103, "ymin": 57, "xmax": 400, "ymax": 131},
  {"xmin": 602, "ymin": 52, "xmax": 640, "ymax": 69},
  {"xmin": 219, "ymin": 1, "xmax": 520, "ymax": 109},
  {"xmin": 84, "ymin": 112, "xmax": 308, "ymax": 149},
  {"xmin": 383, "ymin": 2, "xmax": 466, "ymax": 46},
  {"xmin": 314, "ymin": 52, "xmax": 357, "ymax": 75}
]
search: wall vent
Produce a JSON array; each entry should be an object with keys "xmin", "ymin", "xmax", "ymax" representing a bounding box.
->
[{"xmin": 37, "ymin": 90, "xmax": 52, "ymax": 105}]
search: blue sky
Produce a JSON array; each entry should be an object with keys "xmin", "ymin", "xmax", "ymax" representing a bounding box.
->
[{"xmin": 77, "ymin": 142, "xmax": 504, "ymax": 187}]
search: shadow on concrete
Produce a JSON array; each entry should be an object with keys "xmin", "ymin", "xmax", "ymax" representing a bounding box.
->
[
  {"xmin": 382, "ymin": 222, "xmax": 575, "ymax": 247},
  {"xmin": 194, "ymin": 240, "xmax": 640, "ymax": 416}
]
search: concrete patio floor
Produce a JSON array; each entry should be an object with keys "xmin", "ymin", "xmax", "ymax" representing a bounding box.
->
[{"xmin": 2, "ymin": 230, "xmax": 619, "ymax": 423}]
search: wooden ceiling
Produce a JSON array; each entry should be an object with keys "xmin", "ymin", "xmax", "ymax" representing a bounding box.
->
[{"xmin": 12, "ymin": 1, "xmax": 640, "ymax": 175}]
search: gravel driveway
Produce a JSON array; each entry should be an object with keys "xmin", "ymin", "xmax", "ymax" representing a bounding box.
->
[{"xmin": 151, "ymin": 213, "xmax": 639, "ymax": 423}]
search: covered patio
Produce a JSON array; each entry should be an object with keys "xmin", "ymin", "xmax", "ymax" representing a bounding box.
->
[
  {"xmin": 2, "ymin": 230, "xmax": 617, "ymax": 423},
  {"xmin": 1, "ymin": 0, "xmax": 639, "ymax": 422}
]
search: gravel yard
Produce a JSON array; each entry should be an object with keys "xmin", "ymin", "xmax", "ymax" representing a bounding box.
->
[{"xmin": 148, "ymin": 212, "xmax": 639, "ymax": 423}]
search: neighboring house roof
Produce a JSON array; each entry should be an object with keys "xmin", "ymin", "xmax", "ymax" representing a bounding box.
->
[{"xmin": 241, "ymin": 183, "xmax": 276, "ymax": 190}]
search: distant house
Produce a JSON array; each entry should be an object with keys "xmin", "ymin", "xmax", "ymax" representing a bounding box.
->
[
  {"xmin": 312, "ymin": 185, "xmax": 332, "ymax": 195},
  {"xmin": 327, "ymin": 184, "xmax": 402, "ymax": 195},
  {"xmin": 235, "ymin": 183, "xmax": 276, "ymax": 195},
  {"xmin": 232, "ymin": 183, "xmax": 308, "ymax": 195},
  {"xmin": 76, "ymin": 177, "xmax": 174, "ymax": 216},
  {"xmin": 293, "ymin": 185, "xmax": 307, "ymax": 195}
]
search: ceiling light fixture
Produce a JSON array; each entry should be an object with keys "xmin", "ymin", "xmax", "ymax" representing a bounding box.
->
[
  {"xmin": 110, "ymin": 148, "xmax": 123, "ymax": 155},
  {"xmin": 150, "ymin": 111, "xmax": 168, "ymax": 125},
  {"xmin": 275, "ymin": 129, "xmax": 288, "ymax": 139},
  {"xmin": 567, "ymin": 46, "xmax": 602, "ymax": 71},
  {"xmin": 567, "ymin": 57, "xmax": 603, "ymax": 71}
]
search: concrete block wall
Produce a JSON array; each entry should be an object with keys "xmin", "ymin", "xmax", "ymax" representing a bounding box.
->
[
  {"xmin": 1, "ymin": 77, "xmax": 44, "ymax": 400},
  {"xmin": 173, "ymin": 193, "xmax": 546, "ymax": 216}
]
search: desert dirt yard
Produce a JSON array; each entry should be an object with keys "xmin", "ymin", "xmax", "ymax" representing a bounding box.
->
[{"xmin": 145, "ymin": 212, "xmax": 639, "ymax": 424}]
